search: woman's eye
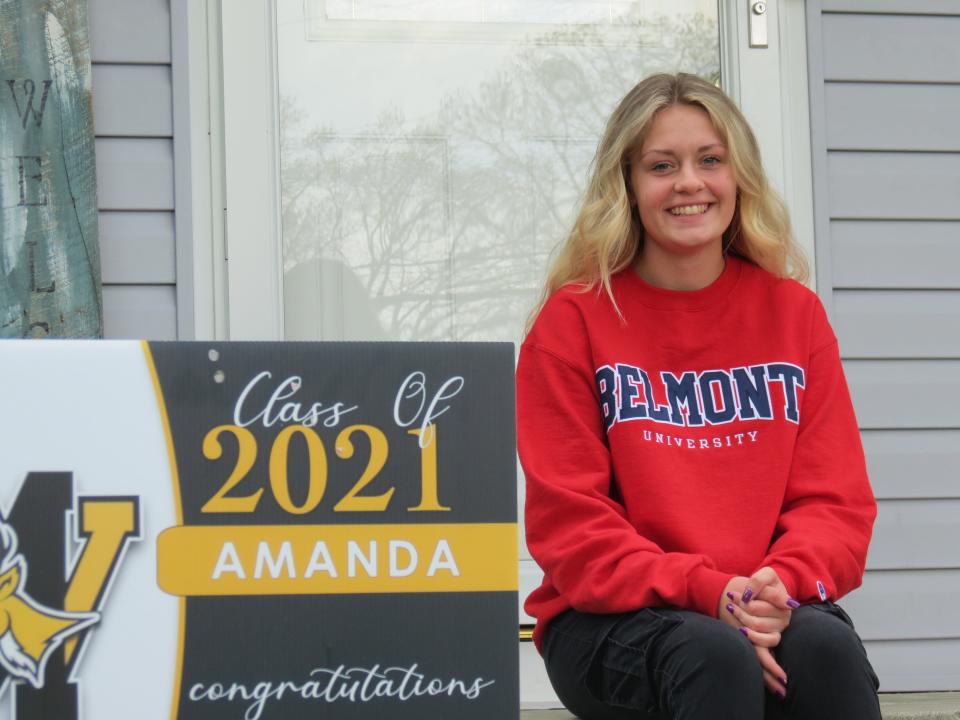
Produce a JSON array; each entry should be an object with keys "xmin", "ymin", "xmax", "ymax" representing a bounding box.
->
[
  {"xmin": 702, "ymin": 155, "xmax": 722, "ymax": 165},
  {"xmin": 651, "ymin": 162, "xmax": 672, "ymax": 172}
]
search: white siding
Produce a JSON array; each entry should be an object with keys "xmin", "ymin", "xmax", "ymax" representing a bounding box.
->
[
  {"xmin": 89, "ymin": 0, "xmax": 177, "ymax": 340},
  {"xmin": 808, "ymin": 0, "xmax": 960, "ymax": 691},
  {"xmin": 832, "ymin": 221, "xmax": 960, "ymax": 288},
  {"xmin": 99, "ymin": 212, "xmax": 176, "ymax": 284},
  {"xmin": 102, "ymin": 286, "xmax": 177, "ymax": 338},
  {"xmin": 843, "ymin": 570, "xmax": 960, "ymax": 640},
  {"xmin": 92, "ymin": 65, "xmax": 173, "ymax": 137},
  {"xmin": 835, "ymin": 291, "xmax": 960, "ymax": 358},
  {"xmin": 847, "ymin": 360, "xmax": 960, "ymax": 428},
  {"xmin": 862, "ymin": 430, "xmax": 960, "ymax": 499},
  {"xmin": 827, "ymin": 153, "xmax": 960, "ymax": 220},
  {"xmin": 88, "ymin": 0, "xmax": 171, "ymax": 64},
  {"xmin": 824, "ymin": 84, "xmax": 960, "ymax": 152},
  {"xmin": 822, "ymin": 0, "xmax": 959, "ymax": 11},
  {"xmin": 96, "ymin": 138, "xmax": 175, "ymax": 210},
  {"xmin": 821, "ymin": 14, "xmax": 960, "ymax": 82}
]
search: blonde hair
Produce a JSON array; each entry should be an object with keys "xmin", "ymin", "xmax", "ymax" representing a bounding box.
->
[{"xmin": 528, "ymin": 72, "xmax": 808, "ymax": 329}]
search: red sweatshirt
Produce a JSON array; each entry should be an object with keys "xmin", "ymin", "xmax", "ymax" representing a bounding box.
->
[{"xmin": 517, "ymin": 256, "xmax": 877, "ymax": 652}]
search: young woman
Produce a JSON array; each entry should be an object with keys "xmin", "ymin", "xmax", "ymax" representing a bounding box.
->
[{"xmin": 517, "ymin": 73, "xmax": 880, "ymax": 719}]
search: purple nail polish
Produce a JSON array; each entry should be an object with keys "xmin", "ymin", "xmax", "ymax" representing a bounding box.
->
[
  {"xmin": 741, "ymin": 588, "xmax": 754, "ymax": 603},
  {"xmin": 726, "ymin": 603, "xmax": 735, "ymax": 614},
  {"xmin": 781, "ymin": 677, "xmax": 788, "ymax": 685},
  {"xmin": 726, "ymin": 591, "xmax": 735, "ymax": 602},
  {"xmin": 777, "ymin": 690, "xmax": 785, "ymax": 700},
  {"xmin": 739, "ymin": 627, "xmax": 749, "ymax": 637},
  {"xmin": 787, "ymin": 597, "xmax": 800, "ymax": 609}
]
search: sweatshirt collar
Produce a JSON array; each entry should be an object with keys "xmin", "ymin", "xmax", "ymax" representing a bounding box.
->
[{"xmin": 618, "ymin": 254, "xmax": 743, "ymax": 311}]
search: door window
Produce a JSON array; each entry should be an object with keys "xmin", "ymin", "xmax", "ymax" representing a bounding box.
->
[{"xmin": 277, "ymin": 0, "xmax": 721, "ymax": 343}]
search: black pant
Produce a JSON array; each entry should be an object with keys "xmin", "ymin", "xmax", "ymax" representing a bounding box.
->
[{"xmin": 542, "ymin": 603, "xmax": 880, "ymax": 720}]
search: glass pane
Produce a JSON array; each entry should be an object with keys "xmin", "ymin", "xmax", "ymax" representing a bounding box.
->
[{"xmin": 278, "ymin": 0, "xmax": 720, "ymax": 343}]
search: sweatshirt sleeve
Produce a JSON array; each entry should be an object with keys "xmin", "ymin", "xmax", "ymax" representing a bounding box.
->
[
  {"xmin": 518, "ymin": 334, "xmax": 733, "ymax": 618},
  {"xmin": 759, "ymin": 302, "xmax": 877, "ymax": 602}
]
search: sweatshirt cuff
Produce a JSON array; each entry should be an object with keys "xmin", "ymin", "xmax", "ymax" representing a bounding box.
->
[
  {"xmin": 765, "ymin": 562, "xmax": 799, "ymax": 601},
  {"xmin": 688, "ymin": 566, "xmax": 735, "ymax": 618}
]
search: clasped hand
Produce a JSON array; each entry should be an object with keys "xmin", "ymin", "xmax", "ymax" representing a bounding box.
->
[{"xmin": 719, "ymin": 567, "xmax": 798, "ymax": 699}]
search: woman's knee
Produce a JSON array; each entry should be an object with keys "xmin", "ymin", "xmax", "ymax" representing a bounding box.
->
[
  {"xmin": 652, "ymin": 613, "xmax": 763, "ymax": 718},
  {"xmin": 695, "ymin": 623, "xmax": 757, "ymax": 671},
  {"xmin": 776, "ymin": 604, "xmax": 881, "ymax": 718},
  {"xmin": 779, "ymin": 604, "xmax": 876, "ymax": 681},
  {"xmin": 657, "ymin": 612, "xmax": 761, "ymax": 687}
]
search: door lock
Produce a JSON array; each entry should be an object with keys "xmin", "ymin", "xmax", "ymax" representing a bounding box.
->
[{"xmin": 749, "ymin": 0, "xmax": 768, "ymax": 48}]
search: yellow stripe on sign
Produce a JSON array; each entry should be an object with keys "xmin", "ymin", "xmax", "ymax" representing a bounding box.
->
[
  {"xmin": 157, "ymin": 523, "xmax": 518, "ymax": 596},
  {"xmin": 141, "ymin": 341, "xmax": 186, "ymax": 720}
]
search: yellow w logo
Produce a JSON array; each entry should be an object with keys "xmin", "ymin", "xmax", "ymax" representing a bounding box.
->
[{"xmin": 0, "ymin": 494, "xmax": 139, "ymax": 690}]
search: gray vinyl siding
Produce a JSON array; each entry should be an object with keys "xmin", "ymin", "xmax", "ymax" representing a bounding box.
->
[
  {"xmin": 89, "ymin": 0, "xmax": 178, "ymax": 339},
  {"xmin": 808, "ymin": 1, "xmax": 960, "ymax": 691}
]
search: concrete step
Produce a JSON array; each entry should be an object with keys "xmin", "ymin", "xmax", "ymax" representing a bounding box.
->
[
  {"xmin": 520, "ymin": 693, "xmax": 960, "ymax": 719},
  {"xmin": 882, "ymin": 693, "xmax": 960, "ymax": 720}
]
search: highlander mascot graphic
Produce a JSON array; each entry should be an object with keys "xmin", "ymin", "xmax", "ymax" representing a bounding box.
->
[{"xmin": 0, "ymin": 522, "xmax": 98, "ymax": 689}]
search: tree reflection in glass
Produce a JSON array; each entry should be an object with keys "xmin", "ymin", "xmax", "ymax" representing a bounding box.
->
[{"xmin": 278, "ymin": 1, "xmax": 720, "ymax": 342}]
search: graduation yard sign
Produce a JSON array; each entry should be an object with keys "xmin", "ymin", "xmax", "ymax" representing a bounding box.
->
[{"xmin": 0, "ymin": 341, "xmax": 518, "ymax": 720}]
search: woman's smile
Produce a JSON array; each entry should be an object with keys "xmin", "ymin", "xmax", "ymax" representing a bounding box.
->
[{"xmin": 667, "ymin": 203, "xmax": 713, "ymax": 216}]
